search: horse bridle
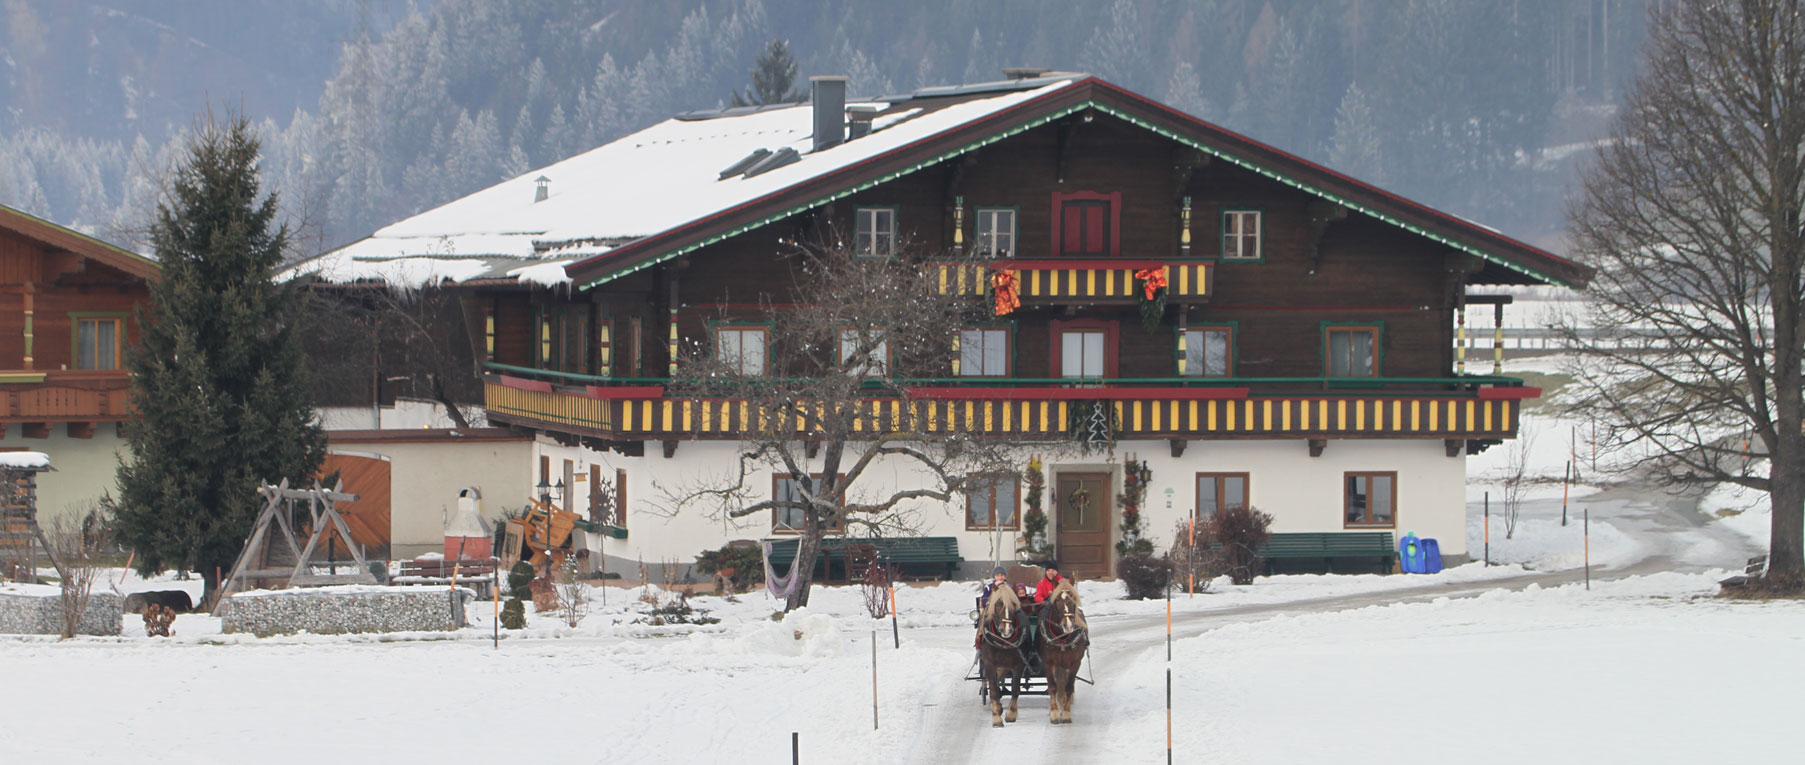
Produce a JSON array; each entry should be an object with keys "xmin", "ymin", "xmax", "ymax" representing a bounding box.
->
[
  {"xmin": 1042, "ymin": 593, "xmax": 1087, "ymax": 649},
  {"xmin": 981, "ymin": 605, "xmax": 1027, "ymax": 650}
]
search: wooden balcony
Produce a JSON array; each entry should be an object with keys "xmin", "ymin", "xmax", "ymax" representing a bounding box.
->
[
  {"xmin": 933, "ymin": 259, "xmax": 1212, "ymax": 303},
  {"xmin": 0, "ymin": 369, "xmax": 131, "ymax": 437},
  {"xmin": 482, "ymin": 367, "xmax": 1534, "ymax": 445}
]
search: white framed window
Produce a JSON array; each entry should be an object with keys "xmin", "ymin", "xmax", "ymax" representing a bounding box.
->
[
  {"xmin": 1060, "ymin": 330, "xmax": 1106, "ymax": 378},
  {"xmin": 975, "ymin": 208, "xmax": 1016, "ymax": 258},
  {"xmin": 715, "ymin": 326, "xmax": 769, "ymax": 376},
  {"xmin": 838, "ymin": 328, "xmax": 889, "ymax": 376},
  {"xmin": 855, "ymin": 207, "xmax": 896, "ymax": 257},
  {"xmin": 959, "ymin": 328, "xmax": 1009, "ymax": 377},
  {"xmin": 1222, "ymin": 209, "xmax": 1262, "ymax": 260},
  {"xmin": 1182, "ymin": 327, "xmax": 1233, "ymax": 377}
]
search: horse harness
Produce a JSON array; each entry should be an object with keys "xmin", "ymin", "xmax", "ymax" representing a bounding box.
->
[{"xmin": 980, "ymin": 607, "xmax": 1032, "ymax": 669}]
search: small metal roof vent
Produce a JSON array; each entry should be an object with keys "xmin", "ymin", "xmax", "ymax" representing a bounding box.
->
[
  {"xmin": 847, "ymin": 105, "xmax": 881, "ymax": 140},
  {"xmin": 742, "ymin": 147, "xmax": 800, "ymax": 178},
  {"xmin": 1002, "ymin": 67, "xmax": 1053, "ymax": 80},
  {"xmin": 533, "ymin": 176, "xmax": 551, "ymax": 203},
  {"xmin": 719, "ymin": 148, "xmax": 773, "ymax": 180}
]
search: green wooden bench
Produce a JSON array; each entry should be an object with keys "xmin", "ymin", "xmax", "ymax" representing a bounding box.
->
[
  {"xmin": 765, "ymin": 536, "xmax": 962, "ymax": 582},
  {"xmin": 1257, "ymin": 532, "xmax": 1396, "ymax": 575}
]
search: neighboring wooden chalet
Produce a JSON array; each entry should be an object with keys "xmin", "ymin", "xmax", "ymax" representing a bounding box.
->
[
  {"xmin": 0, "ymin": 204, "xmax": 157, "ymax": 524},
  {"xmin": 294, "ymin": 72, "xmax": 1593, "ymax": 579}
]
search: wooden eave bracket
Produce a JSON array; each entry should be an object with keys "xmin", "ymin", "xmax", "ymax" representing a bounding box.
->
[
  {"xmin": 1307, "ymin": 438, "xmax": 1327, "ymax": 458},
  {"xmin": 661, "ymin": 440, "xmax": 679, "ymax": 459},
  {"xmin": 1169, "ymin": 438, "xmax": 1187, "ymax": 458},
  {"xmin": 1305, "ymin": 200, "xmax": 1349, "ymax": 275},
  {"xmin": 1445, "ymin": 439, "xmax": 1465, "ymax": 458}
]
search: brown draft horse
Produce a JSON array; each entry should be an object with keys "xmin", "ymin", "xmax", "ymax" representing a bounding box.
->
[
  {"xmin": 976, "ymin": 585, "xmax": 1031, "ymax": 728},
  {"xmin": 1037, "ymin": 580, "xmax": 1088, "ymax": 724}
]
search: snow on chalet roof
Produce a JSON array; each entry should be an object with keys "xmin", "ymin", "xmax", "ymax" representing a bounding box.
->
[
  {"xmin": 0, "ymin": 451, "xmax": 51, "ymax": 469},
  {"xmin": 287, "ymin": 75, "xmax": 1081, "ymax": 289}
]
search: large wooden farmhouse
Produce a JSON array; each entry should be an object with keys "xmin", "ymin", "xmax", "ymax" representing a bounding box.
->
[
  {"xmin": 0, "ymin": 204, "xmax": 156, "ymax": 525},
  {"xmin": 295, "ymin": 72, "xmax": 1591, "ymax": 579}
]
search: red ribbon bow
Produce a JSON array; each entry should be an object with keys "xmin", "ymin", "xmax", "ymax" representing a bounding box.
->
[{"xmin": 1134, "ymin": 267, "xmax": 1169, "ymax": 300}]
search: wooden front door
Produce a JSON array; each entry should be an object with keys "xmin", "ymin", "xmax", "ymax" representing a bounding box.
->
[{"xmin": 1054, "ymin": 472, "xmax": 1112, "ymax": 580}]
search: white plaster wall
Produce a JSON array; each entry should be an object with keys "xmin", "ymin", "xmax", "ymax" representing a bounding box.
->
[
  {"xmin": 1128, "ymin": 439, "xmax": 1468, "ymax": 556},
  {"xmin": 530, "ymin": 436, "xmax": 1467, "ymax": 575},
  {"xmin": 328, "ymin": 438, "xmax": 535, "ymax": 558},
  {"xmin": 3, "ymin": 425, "xmax": 128, "ymax": 529}
]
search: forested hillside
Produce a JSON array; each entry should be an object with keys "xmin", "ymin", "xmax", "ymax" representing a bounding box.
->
[{"xmin": 1, "ymin": 0, "xmax": 1649, "ymax": 254}]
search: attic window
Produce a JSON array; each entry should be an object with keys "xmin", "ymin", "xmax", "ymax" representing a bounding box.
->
[{"xmin": 719, "ymin": 149, "xmax": 773, "ymax": 180}]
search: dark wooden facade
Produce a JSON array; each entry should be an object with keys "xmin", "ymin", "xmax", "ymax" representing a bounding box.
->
[
  {"xmin": 467, "ymin": 79, "xmax": 1587, "ymax": 448},
  {"xmin": 0, "ymin": 206, "xmax": 154, "ymax": 439}
]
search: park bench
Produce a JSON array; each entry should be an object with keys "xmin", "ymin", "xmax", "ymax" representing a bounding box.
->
[
  {"xmin": 765, "ymin": 536, "xmax": 962, "ymax": 582},
  {"xmin": 1256, "ymin": 532, "xmax": 1396, "ymax": 575},
  {"xmin": 394, "ymin": 557, "xmax": 500, "ymax": 597},
  {"xmin": 1719, "ymin": 554, "xmax": 1768, "ymax": 587}
]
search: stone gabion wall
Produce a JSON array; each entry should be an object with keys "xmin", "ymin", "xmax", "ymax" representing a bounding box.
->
[
  {"xmin": 221, "ymin": 587, "xmax": 473, "ymax": 637},
  {"xmin": 0, "ymin": 591, "xmax": 123, "ymax": 636}
]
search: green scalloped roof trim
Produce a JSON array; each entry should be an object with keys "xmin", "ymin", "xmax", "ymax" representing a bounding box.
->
[{"xmin": 578, "ymin": 99, "xmax": 1572, "ymax": 290}]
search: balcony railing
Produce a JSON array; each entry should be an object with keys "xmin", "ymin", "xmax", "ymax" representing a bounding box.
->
[
  {"xmin": 480, "ymin": 363, "xmax": 1534, "ymax": 441},
  {"xmin": 933, "ymin": 259, "xmax": 1212, "ymax": 302},
  {"xmin": 0, "ymin": 369, "xmax": 131, "ymax": 422}
]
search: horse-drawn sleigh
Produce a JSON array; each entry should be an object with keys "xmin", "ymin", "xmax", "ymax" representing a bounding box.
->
[{"xmin": 967, "ymin": 580, "xmax": 1092, "ymax": 727}]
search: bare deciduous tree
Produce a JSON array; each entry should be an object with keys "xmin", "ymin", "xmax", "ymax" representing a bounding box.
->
[
  {"xmin": 298, "ymin": 284, "xmax": 483, "ymax": 428},
  {"xmin": 1562, "ymin": 0, "xmax": 1805, "ymax": 589},
  {"xmin": 49, "ymin": 510, "xmax": 109, "ymax": 640},
  {"xmin": 659, "ymin": 240, "xmax": 1040, "ymax": 610},
  {"xmin": 1501, "ymin": 425, "xmax": 1537, "ymax": 539}
]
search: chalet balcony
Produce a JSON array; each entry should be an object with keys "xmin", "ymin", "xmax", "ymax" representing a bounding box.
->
[
  {"xmin": 932, "ymin": 259, "xmax": 1212, "ymax": 303},
  {"xmin": 0, "ymin": 369, "xmax": 132, "ymax": 437},
  {"xmin": 481, "ymin": 363, "xmax": 1535, "ymax": 445}
]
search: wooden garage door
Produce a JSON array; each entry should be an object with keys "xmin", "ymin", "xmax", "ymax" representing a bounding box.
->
[{"xmin": 321, "ymin": 453, "xmax": 391, "ymax": 559}]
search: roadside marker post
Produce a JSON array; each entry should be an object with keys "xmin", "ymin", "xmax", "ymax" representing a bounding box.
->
[
  {"xmin": 1166, "ymin": 586, "xmax": 1173, "ymax": 764},
  {"xmin": 1187, "ymin": 516, "xmax": 1196, "ymax": 597},
  {"xmin": 1484, "ymin": 491, "xmax": 1490, "ymax": 567},
  {"xmin": 1584, "ymin": 507, "xmax": 1591, "ymax": 591},
  {"xmin": 492, "ymin": 568, "xmax": 499, "ymax": 649},
  {"xmin": 871, "ymin": 629, "xmax": 879, "ymax": 730},
  {"xmin": 792, "ymin": 732, "xmax": 800, "ymax": 764},
  {"xmin": 888, "ymin": 560, "xmax": 899, "ymax": 649}
]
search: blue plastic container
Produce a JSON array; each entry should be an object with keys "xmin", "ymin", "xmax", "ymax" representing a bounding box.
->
[{"xmin": 1421, "ymin": 537, "xmax": 1443, "ymax": 573}]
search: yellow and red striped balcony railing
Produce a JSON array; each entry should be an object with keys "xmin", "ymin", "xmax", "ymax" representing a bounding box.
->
[
  {"xmin": 934, "ymin": 259, "xmax": 1212, "ymax": 302},
  {"xmin": 482, "ymin": 372, "xmax": 1535, "ymax": 441}
]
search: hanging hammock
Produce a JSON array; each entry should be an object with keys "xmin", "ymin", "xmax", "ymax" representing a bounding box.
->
[{"xmin": 762, "ymin": 540, "xmax": 800, "ymax": 600}]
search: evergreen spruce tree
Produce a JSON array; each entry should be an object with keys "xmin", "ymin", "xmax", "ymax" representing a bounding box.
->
[
  {"xmin": 111, "ymin": 117, "xmax": 326, "ymax": 600},
  {"xmin": 730, "ymin": 39, "xmax": 801, "ymax": 106}
]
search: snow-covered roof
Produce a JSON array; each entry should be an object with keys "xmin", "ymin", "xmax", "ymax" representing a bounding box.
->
[
  {"xmin": 287, "ymin": 75, "xmax": 1081, "ymax": 289},
  {"xmin": 0, "ymin": 451, "xmax": 51, "ymax": 470}
]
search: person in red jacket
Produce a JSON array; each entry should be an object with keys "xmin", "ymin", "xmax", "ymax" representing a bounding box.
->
[{"xmin": 1033, "ymin": 563, "xmax": 1066, "ymax": 603}]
